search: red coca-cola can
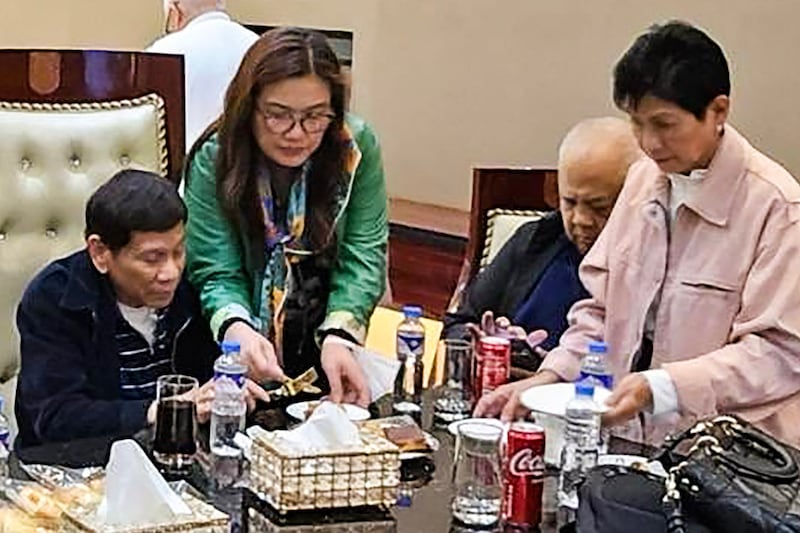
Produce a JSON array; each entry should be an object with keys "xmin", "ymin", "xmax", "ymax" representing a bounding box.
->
[
  {"xmin": 474, "ymin": 336, "xmax": 511, "ymax": 400},
  {"xmin": 502, "ymin": 421, "xmax": 546, "ymax": 527}
]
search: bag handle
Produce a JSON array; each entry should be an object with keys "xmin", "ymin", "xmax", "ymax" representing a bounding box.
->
[
  {"xmin": 655, "ymin": 416, "xmax": 798, "ymax": 484},
  {"xmin": 714, "ymin": 421, "xmax": 798, "ymax": 483},
  {"xmin": 662, "ymin": 469, "xmax": 688, "ymax": 533}
]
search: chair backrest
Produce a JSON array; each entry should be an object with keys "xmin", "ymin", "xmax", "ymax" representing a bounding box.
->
[
  {"xmin": 448, "ymin": 166, "xmax": 559, "ymax": 311},
  {"xmin": 0, "ymin": 50, "xmax": 185, "ymax": 387}
]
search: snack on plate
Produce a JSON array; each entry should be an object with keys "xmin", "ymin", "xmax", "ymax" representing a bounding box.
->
[
  {"xmin": 360, "ymin": 415, "xmax": 431, "ymax": 453},
  {"xmin": 383, "ymin": 425, "xmax": 428, "ymax": 453},
  {"xmin": 20, "ymin": 464, "xmax": 102, "ymax": 491},
  {"xmin": 5, "ymin": 483, "xmax": 62, "ymax": 519},
  {"xmin": 19, "ymin": 464, "xmax": 102, "ymax": 508},
  {"xmin": 0, "ymin": 505, "xmax": 60, "ymax": 532}
]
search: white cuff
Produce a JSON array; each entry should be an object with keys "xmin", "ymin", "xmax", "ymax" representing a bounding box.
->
[
  {"xmin": 322, "ymin": 335, "xmax": 357, "ymax": 350},
  {"xmin": 641, "ymin": 369, "xmax": 679, "ymax": 417}
]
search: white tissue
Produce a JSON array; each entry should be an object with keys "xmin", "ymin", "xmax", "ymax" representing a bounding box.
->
[
  {"xmin": 324, "ymin": 336, "xmax": 400, "ymax": 401},
  {"xmin": 275, "ymin": 402, "xmax": 362, "ymax": 451},
  {"xmin": 96, "ymin": 440, "xmax": 191, "ymax": 526}
]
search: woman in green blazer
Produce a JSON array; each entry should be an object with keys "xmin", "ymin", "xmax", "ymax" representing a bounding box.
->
[{"xmin": 184, "ymin": 27, "xmax": 388, "ymax": 405}]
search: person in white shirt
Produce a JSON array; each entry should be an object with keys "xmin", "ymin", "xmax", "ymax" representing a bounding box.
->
[{"xmin": 147, "ymin": 0, "xmax": 258, "ymax": 151}]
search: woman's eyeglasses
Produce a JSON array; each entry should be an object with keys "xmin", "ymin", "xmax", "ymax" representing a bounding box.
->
[{"xmin": 256, "ymin": 105, "xmax": 336, "ymax": 135}]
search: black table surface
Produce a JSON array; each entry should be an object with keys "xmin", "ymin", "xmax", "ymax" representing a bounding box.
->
[{"xmin": 10, "ymin": 392, "xmax": 653, "ymax": 533}]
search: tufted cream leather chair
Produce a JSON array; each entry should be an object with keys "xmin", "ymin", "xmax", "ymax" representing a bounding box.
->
[{"xmin": 0, "ymin": 96, "xmax": 170, "ymax": 433}]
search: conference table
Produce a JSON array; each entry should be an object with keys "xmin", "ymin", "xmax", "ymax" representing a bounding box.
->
[
  {"xmin": 10, "ymin": 387, "xmax": 653, "ymax": 533},
  {"xmin": 9, "ymin": 308, "xmax": 650, "ymax": 531}
]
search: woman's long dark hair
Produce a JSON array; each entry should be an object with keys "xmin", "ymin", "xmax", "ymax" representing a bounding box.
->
[{"xmin": 212, "ymin": 26, "xmax": 348, "ymax": 253}]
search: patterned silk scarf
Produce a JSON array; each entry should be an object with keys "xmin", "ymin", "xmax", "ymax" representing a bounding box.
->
[{"xmin": 257, "ymin": 162, "xmax": 310, "ymax": 358}]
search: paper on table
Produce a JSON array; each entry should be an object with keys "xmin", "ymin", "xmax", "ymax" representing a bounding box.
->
[
  {"xmin": 274, "ymin": 401, "xmax": 362, "ymax": 452},
  {"xmin": 325, "ymin": 335, "xmax": 400, "ymax": 402},
  {"xmin": 96, "ymin": 440, "xmax": 191, "ymax": 526}
]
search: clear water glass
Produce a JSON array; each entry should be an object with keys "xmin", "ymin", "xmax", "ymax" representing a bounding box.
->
[
  {"xmin": 434, "ymin": 339, "xmax": 473, "ymax": 423},
  {"xmin": 451, "ymin": 421, "xmax": 503, "ymax": 527}
]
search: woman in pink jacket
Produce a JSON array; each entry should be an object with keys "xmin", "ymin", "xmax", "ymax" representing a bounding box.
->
[{"xmin": 477, "ymin": 21, "xmax": 800, "ymax": 445}]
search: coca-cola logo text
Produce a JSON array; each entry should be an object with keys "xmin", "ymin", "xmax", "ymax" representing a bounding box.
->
[{"xmin": 509, "ymin": 448, "xmax": 545, "ymax": 480}]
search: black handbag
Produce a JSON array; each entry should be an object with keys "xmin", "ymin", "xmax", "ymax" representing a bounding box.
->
[
  {"xmin": 578, "ymin": 415, "xmax": 800, "ymax": 533},
  {"xmin": 577, "ymin": 464, "xmax": 710, "ymax": 533},
  {"xmin": 655, "ymin": 415, "xmax": 800, "ymax": 533}
]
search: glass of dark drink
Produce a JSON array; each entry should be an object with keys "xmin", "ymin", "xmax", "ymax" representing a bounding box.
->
[{"xmin": 153, "ymin": 374, "xmax": 198, "ymax": 473}]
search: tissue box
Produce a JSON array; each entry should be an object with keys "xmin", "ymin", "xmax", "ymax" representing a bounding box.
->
[
  {"xmin": 61, "ymin": 490, "xmax": 229, "ymax": 532},
  {"xmin": 249, "ymin": 428, "xmax": 400, "ymax": 513}
]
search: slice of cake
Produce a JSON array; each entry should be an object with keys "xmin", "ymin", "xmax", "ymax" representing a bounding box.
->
[{"xmin": 383, "ymin": 424, "xmax": 429, "ymax": 453}]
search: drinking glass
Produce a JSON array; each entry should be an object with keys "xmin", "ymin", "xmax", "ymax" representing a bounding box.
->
[
  {"xmin": 153, "ymin": 374, "xmax": 198, "ymax": 472},
  {"xmin": 451, "ymin": 421, "xmax": 503, "ymax": 527},
  {"xmin": 434, "ymin": 339, "xmax": 473, "ymax": 423}
]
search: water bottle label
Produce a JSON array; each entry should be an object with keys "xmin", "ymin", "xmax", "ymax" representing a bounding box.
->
[
  {"xmin": 397, "ymin": 332, "xmax": 424, "ymax": 359},
  {"xmin": 578, "ymin": 371, "xmax": 613, "ymax": 390},
  {"xmin": 214, "ymin": 370, "xmax": 246, "ymax": 388}
]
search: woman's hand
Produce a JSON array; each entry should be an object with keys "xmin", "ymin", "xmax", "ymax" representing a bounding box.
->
[
  {"xmin": 473, "ymin": 369, "xmax": 560, "ymax": 421},
  {"xmin": 601, "ymin": 373, "xmax": 653, "ymax": 427},
  {"xmin": 223, "ymin": 322, "xmax": 286, "ymax": 382},
  {"xmin": 320, "ymin": 338, "xmax": 370, "ymax": 407}
]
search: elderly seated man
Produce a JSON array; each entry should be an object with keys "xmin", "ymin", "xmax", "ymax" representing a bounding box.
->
[
  {"xmin": 442, "ymin": 117, "xmax": 640, "ymax": 370},
  {"xmin": 477, "ymin": 22, "xmax": 800, "ymax": 447},
  {"xmin": 15, "ymin": 169, "xmax": 268, "ymax": 449}
]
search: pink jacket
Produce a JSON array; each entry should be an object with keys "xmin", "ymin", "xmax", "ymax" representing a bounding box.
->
[{"xmin": 540, "ymin": 126, "xmax": 800, "ymax": 445}]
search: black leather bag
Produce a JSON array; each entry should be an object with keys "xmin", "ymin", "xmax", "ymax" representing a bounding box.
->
[
  {"xmin": 577, "ymin": 464, "xmax": 710, "ymax": 533},
  {"xmin": 655, "ymin": 415, "xmax": 800, "ymax": 533},
  {"xmin": 578, "ymin": 416, "xmax": 800, "ymax": 533}
]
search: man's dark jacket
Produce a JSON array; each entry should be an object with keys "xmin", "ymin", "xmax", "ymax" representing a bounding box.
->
[
  {"xmin": 443, "ymin": 211, "xmax": 571, "ymax": 342},
  {"xmin": 15, "ymin": 250, "xmax": 217, "ymax": 449}
]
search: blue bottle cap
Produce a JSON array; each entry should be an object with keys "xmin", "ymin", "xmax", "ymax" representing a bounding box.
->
[
  {"xmin": 396, "ymin": 493, "xmax": 412, "ymax": 507},
  {"xmin": 220, "ymin": 340, "xmax": 241, "ymax": 353},
  {"xmin": 575, "ymin": 379, "xmax": 595, "ymax": 397},
  {"xmin": 402, "ymin": 305, "xmax": 423, "ymax": 319},
  {"xmin": 588, "ymin": 341, "xmax": 608, "ymax": 354}
]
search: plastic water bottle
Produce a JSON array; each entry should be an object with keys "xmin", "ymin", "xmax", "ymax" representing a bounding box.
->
[
  {"xmin": 579, "ymin": 340, "xmax": 613, "ymax": 390},
  {"xmin": 394, "ymin": 305, "xmax": 425, "ymax": 414},
  {"xmin": 557, "ymin": 380, "xmax": 601, "ymax": 514},
  {"xmin": 0, "ymin": 397, "xmax": 11, "ymax": 477},
  {"xmin": 0, "ymin": 396, "xmax": 10, "ymax": 451},
  {"xmin": 210, "ymin": 340, "xmax": 247, "ymax": 457}
]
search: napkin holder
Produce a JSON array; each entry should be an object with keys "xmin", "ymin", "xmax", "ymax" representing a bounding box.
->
[{"xmin": 249, "ymin": 426, "xmax": 400, "ymax": 513}]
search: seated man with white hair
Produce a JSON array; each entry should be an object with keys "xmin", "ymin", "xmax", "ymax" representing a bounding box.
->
[{"xmin": 443, "ymin": 117, "xmax": 641, "ymax": 370}]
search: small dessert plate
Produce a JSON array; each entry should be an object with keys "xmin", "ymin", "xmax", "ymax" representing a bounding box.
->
[
  {"xmin": 286, "ymin": 401, "xmax": 371, "ymax": 422},
  {"xmin": 447, "ymin": 417, "xmax": 506, "ymax": 437},
  {"xmin": 519, "ymin": 383, "xmax": 611, "ymax": 418}
]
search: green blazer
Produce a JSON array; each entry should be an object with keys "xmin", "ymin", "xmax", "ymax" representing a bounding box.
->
[{"xmin": 184, "ymin": 114, "xmax": 388, "ymax": 345}]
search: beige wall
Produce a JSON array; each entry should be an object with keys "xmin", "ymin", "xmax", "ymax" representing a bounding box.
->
[{"xmin": 2, "ymin": 1, "xmax": 799, "ymax": 210}]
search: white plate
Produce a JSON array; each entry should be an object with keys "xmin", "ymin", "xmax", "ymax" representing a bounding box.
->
[
  {"xmin": 286, "ymin": 401, "xmax": 371, "ymax": 422},
  {"xmin": 598, "ymin": 454, "xmax": 667, "ymax": 477},
  {"xmin": 447, "ymin": 417, "xmax": 506, "ymax": 437},
  {"xmin": 399, "ymin": 432, "xmax": 440, "ymax": 461},
  {"xmin": 519, "ymin": 382, "xmax": 612, "ymax": 418}
]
